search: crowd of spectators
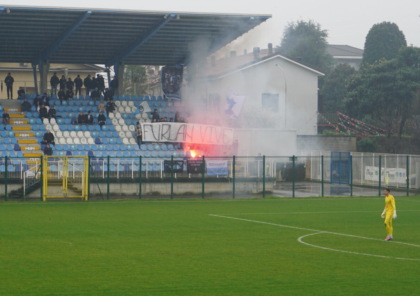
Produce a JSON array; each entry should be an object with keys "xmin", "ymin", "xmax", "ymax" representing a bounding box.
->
[{"xmin": 49, "ymin": 72, "xmax": 118, "ymax": 101}]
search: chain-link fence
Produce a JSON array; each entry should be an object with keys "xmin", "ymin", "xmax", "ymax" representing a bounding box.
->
[{"xmin": 1, "ymin": 153, "xmax": 419, "ymax": 201}]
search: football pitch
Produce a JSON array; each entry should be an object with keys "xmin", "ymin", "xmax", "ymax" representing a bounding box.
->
[{"xmin": 1, "ymin": 196, "xmax": 419, "ymax": 296}]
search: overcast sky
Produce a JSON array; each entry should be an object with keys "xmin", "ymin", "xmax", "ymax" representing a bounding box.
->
[{"xmin": 2, "ymin": 0, "xmax": 420, "ymax": 51}]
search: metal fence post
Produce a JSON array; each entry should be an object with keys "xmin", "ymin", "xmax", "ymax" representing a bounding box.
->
[
  {"xmin": 106, "ymin": 156, "xmax": 110, "ymax": 200},
  {"xmin": 139, "ymin": 156, "xmax": 142, "ymax": 199},
  {"xmin": 87, "ymin": 156, "xmax": 91, "ymax": 200},
  {"xmin": 170, "ymin": 155, "xmax": 174, "ymax": 199},
  {"xmin": 40, "ymin": 157, "xmax": 43, "ymax": 201},
  {"xmin": 4, "ymin": 156, "xmax": 8, "ymax": 201},
  {"xmin": 292, "ymin": 155, "xmax": 296, "ymax": 198},
  {"xmin": 201, "ymin": 156, "xmax": 205, "ymax": 199},
  {"xmin": 406, "ymin": 155, "xmax": 409, "ymax": 196},
  {"xmin": 262, "ymin": 155, "xmax": 266, "ymax": 198},
  {"xmin": 350, "ymin": 154, "xmax": 353, "ymax": 197},
  {"xmin": 232, "ymin": 155, "xmax": 236, "ymax": 199},
  {"xmin": 378, "ymin": 155, "xmax": 382, "ymax": 196},
  {"xmin": 321, "ymin": 155, "xmax": 324, "ymax": 197}
]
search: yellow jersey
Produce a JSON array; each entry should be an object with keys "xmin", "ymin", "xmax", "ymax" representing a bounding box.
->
[{"xmin": 384, "ymin": 194, "xmax": 396, "ymax": 212}]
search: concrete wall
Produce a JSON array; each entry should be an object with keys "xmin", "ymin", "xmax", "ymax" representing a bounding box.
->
[
  {"xmin": 235, "ymin": 128, "xmax": 297, "ymax": 156},
  {"xmin": 297, "ymin": 135, "xmax": 357, "ymax": 153}
]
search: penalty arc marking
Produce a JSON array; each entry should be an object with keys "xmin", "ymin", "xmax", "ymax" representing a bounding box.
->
[
  {"xmin": 209, "ymin": 214, "xmax": 420, "ymax": 261},
  {"xmin": 297, "ymin": 232, "xmax": 420, "ymax": 262}
]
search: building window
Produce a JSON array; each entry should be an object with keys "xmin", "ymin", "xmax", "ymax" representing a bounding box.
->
[{"xmin": 261, "ymin": 93, "xmax": 279, "ymax": 112}]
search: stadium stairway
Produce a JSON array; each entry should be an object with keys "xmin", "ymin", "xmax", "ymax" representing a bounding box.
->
[{"xmin": 1, "ymin": 100, "xmax": 42, "ymax": 159}]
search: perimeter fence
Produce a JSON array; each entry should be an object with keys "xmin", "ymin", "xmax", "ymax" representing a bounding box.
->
[{"xmin": 0, "ymin": 152, "xmax": 419, "ymax": 201}]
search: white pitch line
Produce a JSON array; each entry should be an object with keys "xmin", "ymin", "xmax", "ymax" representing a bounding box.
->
[
  {"xmin": 216, "ymin": 210, "xmax": 420, "ymax": 215},
  {"xmin": 208, "ymin": 214, "xmax": 420, "ymax": 248},
  {"xmin": 297, "ymin": 232, "xmax": 420, "ymax": 262}
]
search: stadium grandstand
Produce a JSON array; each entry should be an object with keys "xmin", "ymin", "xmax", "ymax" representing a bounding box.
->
[{"xmin": 0, "ymin": 6, "xmax": 271, "ymax": 199}]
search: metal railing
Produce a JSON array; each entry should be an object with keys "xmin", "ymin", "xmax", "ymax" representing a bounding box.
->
[{"xmin": 0, "ymin": 153, "xmax": 419, "ymax": 200}]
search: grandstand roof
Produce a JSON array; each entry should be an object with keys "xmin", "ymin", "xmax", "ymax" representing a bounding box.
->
[{"xmin": 0, "ymin": 6, "xmax": 270, "ymax": 66}]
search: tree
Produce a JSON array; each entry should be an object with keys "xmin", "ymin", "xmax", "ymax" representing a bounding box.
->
[
  {"xmin": 362, "ymin": 22, "xmax": 407, "ymax": 66},
  {"xmin": 319, "ymin": 63, "xmax": 356, "ymax": 112},
  {"xmin": 346, "ymin": 47, "xmax": 420, "ymax": 137},
  {"xmin": 278, "ymin": 20, "xmax": 333, "ymax": 73},
  {"xmin": 123, "ymin": 65, "xmax": 148, "ymax": 95}
]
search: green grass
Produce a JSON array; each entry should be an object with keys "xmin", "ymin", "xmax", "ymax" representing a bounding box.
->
[{"xmin": 0, "ymin": 196, "xmax": 419, "ymax": 296}]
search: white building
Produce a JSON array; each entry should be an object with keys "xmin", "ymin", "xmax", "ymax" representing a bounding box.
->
[{"xmin": 184, "ymin": 47, "xmax": 323, "ymax": 156}]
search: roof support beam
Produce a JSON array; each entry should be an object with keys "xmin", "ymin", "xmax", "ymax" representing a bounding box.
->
[
  {"xmin": 34, "ymin": 10, "xmax": 91, "ymax": 63},
  {"xmin": 106, "ymin": 14, "xmax": 176, "ymax": 67}
]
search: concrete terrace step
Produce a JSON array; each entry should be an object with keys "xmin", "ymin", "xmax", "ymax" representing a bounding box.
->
[
  {"xmin": 20, "ymin": 144, "xmax": 41, "ymax": 151},
  {"xmin": 18, "ymin": 138, "xmax": 39, "ymax": 145},
  {"xmin": 12, "ymin": 125, "xmax": 32, "ymax": 131},
  {"xmin": 22, "ymin": 152, "xmax": 43, "ymax": 158},
  {"xmin": 10, "ymin": 118, "xmax": 28, "ymax": 124},
  {"xmin": 15, "ymin": 131, "xmax": 35, "ymax": 138}
]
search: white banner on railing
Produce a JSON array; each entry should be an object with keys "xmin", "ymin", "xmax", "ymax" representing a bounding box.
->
[
  {"xmin": 142, "ymin": 123, "xmax": 234, "ymax": 145},
  {"xmin": 206, "ymin": 160, "xmax": 229, "ymax": 176},
  {"xmin": 364, "ymin": 166, "xmax": 406, "ymax": 184}
]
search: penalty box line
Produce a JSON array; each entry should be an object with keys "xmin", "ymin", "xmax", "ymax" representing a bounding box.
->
[{"xmin": 208, "ymin": 214, "xmax": 420, "ymax": 248}]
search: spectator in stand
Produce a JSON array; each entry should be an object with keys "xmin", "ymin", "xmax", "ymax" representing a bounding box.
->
[
  {"xmin": 84, "ymin": 74, "xmax": 92, "ymax": 96},
  {"xmin": 21, "ymin": 98, "xmax": 32, "ymax": 112},
  {"xmin": 103, "ymin": 88, "xmax": 114, "ymax": 101},
  {"xmin": 105, "ymin": 99, "xmax": 116, "ymax": 116},
  {"xmin": 17, "ymin": 87, "xmax": 25, "ymax": 100},
  {"xmin": 66, "ymin": 77, "xmax": 74, "ymax": 93},
  {"xmin": 91, "ymin": 75, "xmax": 98, "ymax": 93},
  {"xmin": 59, "ymin": 75, "xmax": 66, "ymax": 91},
  {"xmin": 50, "ymin": 73, "xmax": 60, "ymax": 95},
  {"xmin": 48, "ymin": 106, "xmax": 56, "ymax": 122},
  {"xmin": 77, "ymin": 112, "xmax": 86, "ymax": 124},
  {"xmin": 110, "ymin": 76, "xmax": 118, "ymax": 94},
  {"xmin": 58, "ymin": 89, "xmax": 66, "ymax": 104},
  {"xmin": 33, "ymin": 95, "xmax": 42, "ymax": 109},
  {"xmin": 4, "ymin": 72, "xmax": 14, "ymax": 100},
  {"xmin": 90, "ymin": 88, "xmax": 100, "ymax": 101},
  {"xmin": 97, "ymin": 74, "xmax": 105, "ymax": 94},
  {"xmin": 39, "ymin": 104, "xmax": 48, "ymax": 121},
  {"xmin": 42, "ymin": 130, "xmax": 55, "ymax": 146},
  {"xmin": 2, "ymin": 110, "xmax": 10, "ymax": 125},
  {"xmin": 152, "ymin": 109, "xmax": 160, "ymax": 122},
  {"xmin": 74, "ymin": 74, "xmax": 83, "ymax": 97},
  {"xmin": 43, "ymin": 143, "xmax": 53, "ymax": 156},
  {"xmin": 66, "ymin": 89, "xmax": 74, "ymax": 101},
  {"xmin": 136, "ymin": 121, "xmax": 142, "ymax": 146},
  {"xmin": 97, "ymin": 111, "xmax": 106, "ymax": 129},
  {"xmin": 86, "ymin": 111, "xmax": 94, "ymax": 124},
  {"xmin": 41, "ymin": 92, "xmax": 50, "ymax": 106},
  {"xmin": 97, "ymin": 100, "xmax": 105, "ymax": 113}
]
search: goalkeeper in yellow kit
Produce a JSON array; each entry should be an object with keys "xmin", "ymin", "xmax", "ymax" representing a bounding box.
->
[{"xmin": 381, "ymin": 188, "xmax": 397, "ymax": 241}]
